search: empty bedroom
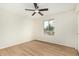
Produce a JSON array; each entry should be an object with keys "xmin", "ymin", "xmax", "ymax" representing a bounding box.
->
[{"xmin": 0, "ymin": 3, "xmax": 78, "ymax": 56}]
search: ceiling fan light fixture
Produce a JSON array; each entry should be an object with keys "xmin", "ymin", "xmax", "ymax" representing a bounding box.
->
[
  {"xmin": 25, "ymin": 3, "xmax": 48, "ymax": 16},
  {"xmin": 35, "ymin": 10, "xmax": 39, "ymax": 12}
]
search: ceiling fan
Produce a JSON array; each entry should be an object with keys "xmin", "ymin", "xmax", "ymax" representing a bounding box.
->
[{"xmin": 25, "ymin": 3, "xmax": 48, "ymax": 16}]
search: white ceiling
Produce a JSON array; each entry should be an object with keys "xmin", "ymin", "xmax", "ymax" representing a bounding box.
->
[
  {"xmin": 0, "ymin": 3, "xmax": 76, "ymax": 16},
  {"xmin": 38, "ymin": 3, "xmax": 75, "ymax": 13}
]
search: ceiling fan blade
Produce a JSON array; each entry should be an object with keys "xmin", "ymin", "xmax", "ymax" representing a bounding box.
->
[
  {"xmin": 32, "ymin": 12, "xmax": 36, "ymax": 16},
  {"xmin": 39, "ymin": 8, "xmax": 48, "ymax": 11},
  {"xmin": 33, "ymin": 3, "xmax": 39, "ymax": 9},
  {"xmin": 38, "ymin": 12, "xmax": 43, "ymax": 16},
  {"xmin": 25, "ymin": 9, "xmax": 35, "ymax": 11}
]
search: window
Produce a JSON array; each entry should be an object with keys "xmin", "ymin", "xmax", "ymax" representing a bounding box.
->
[{"xmin": 44, "ymin": 19, "xmax": 55, "ymax": 35}]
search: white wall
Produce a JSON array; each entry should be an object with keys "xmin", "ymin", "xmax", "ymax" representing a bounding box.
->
[
  {"xmin": 76, "ymin": 4, "xmax": 79, "ymax": 52},
  {"xmin": 78, "ymin": 13, "xmax": 79, "ymax": 51},
  {"xmin": 33, "ymin": 5, "xmax": 77, "ymax": 48},
  {"xmin": 0, "ymin": 3, "xmax": 34, "ymax": 49}
]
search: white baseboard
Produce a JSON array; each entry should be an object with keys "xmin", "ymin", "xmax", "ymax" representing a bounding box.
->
[{"xmin": 0, "ymin": 38, "xmax": 33, "ymax": 49}]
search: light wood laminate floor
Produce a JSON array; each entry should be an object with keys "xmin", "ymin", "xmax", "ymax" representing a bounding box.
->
[{"xmin": 0, "ymin": 40, "xmax": 78, "ymax": 56}]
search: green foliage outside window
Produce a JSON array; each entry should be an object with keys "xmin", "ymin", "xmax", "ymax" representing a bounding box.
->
[{"xmin": 45, "ymin": 24, "xmax": 54, "ymax": 32}]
